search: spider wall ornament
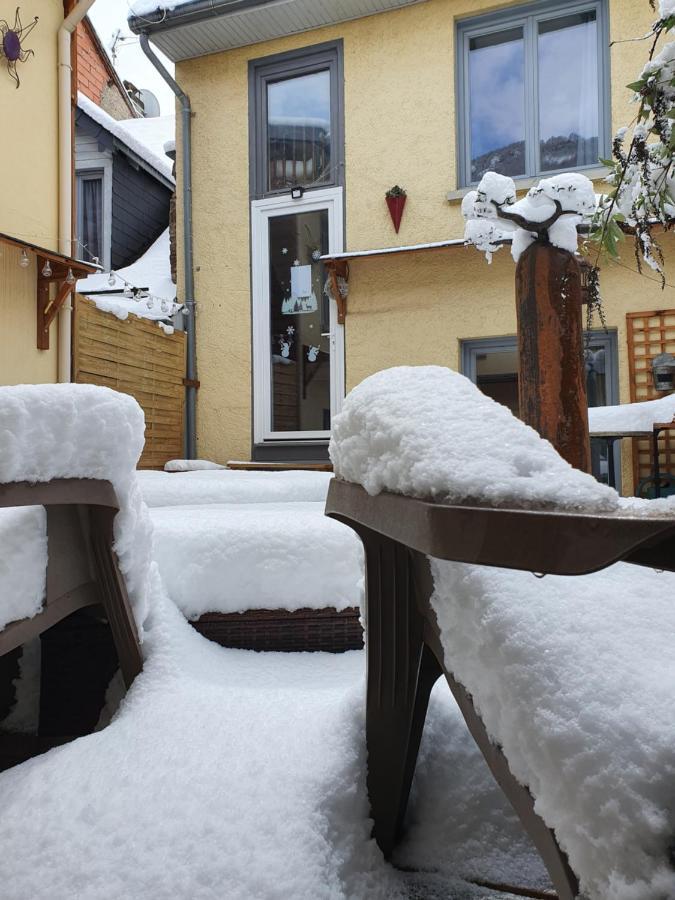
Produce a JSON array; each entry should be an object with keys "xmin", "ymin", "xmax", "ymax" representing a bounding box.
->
[{"xmin": 0, "ymin": 8, "xmax": 38, "ymax": 89}]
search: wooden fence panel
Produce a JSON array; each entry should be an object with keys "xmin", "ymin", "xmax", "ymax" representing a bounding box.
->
[
  {"xmin": 73, "ymin": 296, "xmax": 185, "ymax": 469},
  {"xmin": 626, "ymin": 309, "xmax": 675, "ymax": 488}
]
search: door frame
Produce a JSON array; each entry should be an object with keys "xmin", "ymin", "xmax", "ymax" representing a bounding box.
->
[{"xmin": 251, "ymin": 186, "xmax": 345, "ymax": 445}]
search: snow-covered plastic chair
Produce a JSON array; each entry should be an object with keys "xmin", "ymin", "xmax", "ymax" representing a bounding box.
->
[
  {"xmin": 0, "ymin": 478, "xmax": 142, "ymax": 683},
  {"xmin": 0, "ymin": 384, "xmax": 149, "ymax": 758},
  {"xmin": 327, "ymin": 366, "xmax": 675, "ymax": 900}
]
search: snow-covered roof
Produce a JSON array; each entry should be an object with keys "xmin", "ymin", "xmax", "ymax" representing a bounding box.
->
[
  {"xmin": 77, "ymin": 93, "xmax": 175, "ymax": 183},
  {"xmin": 77, "ymin": 228, "xmax": 178, "ymax": 322}
]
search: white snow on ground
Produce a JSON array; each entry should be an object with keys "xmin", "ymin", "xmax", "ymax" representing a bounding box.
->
[
  {"xmin": 429, "ymin": 561, "xmax": 675, "ymax": 900},
  {"xmin": 0, "ymin": 581, "xmax": 544, "ymax": 899},
  {"xmin": 0, "ymin": 384, "xmax": 152, "ymax": 632},
  {"xmin": 330, "ymin": 366, "xmax": 619, "ymax": 512},
  {"xmin": 137, "ymin": 468, "xmax": 333, "ymax": 507},
  {"xmin": 150, "ymin": 502, "xmax": 364, "ymax": 616},
  {"xmin": 0, "ymin": 508, "xmax": 46, "ymax": 631},
  {"xmin": 77, "ymin": 93, "xmax": 174, "ymax": 182},
  {"xmin": 589, "ymin": 394, "xmax": 675, "ymax": 434},
  {"xmin": 77, "ymin": 229, "xmax": 178, "ymax": 319},
  {"xmin": 164, "ymin": 458, "xmax": 226, "ymax": 471}
]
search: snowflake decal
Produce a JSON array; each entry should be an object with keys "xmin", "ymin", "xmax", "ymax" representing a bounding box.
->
[{"xmin": 0, "ymin": 8, "xmax": 38, "ymax": 89}]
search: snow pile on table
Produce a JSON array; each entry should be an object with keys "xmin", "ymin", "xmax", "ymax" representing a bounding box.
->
[
  {"xmin": 0, "ymin": 582, "xmax": 546, "ymax": 898},
  {"xmin": 150, "ymin": 502, "xmax": 363, "ymax": 617},
  {"xmin": 429, "ymin": 560, "xmax": 675, "ymax": 900},
  {"xmin": 589, "ymin": 394, "xmax": 675, "ymax": 434},
  {"xmin": 164, "ymin": 458, "xmax": 226, "ymax": 472},
  {"xmin": 0, "ymin": 508, "xmax": 46, "ymax": 632},
  {"xmin": 0, "ymin": 384, "xmax": 152, "ymax": 633},
  {"xmin": 77, "ymin": 229, "xmax": 179, "ymax": 322},
  {"xmin": 330, "ymin": 366, "xmax": 618, "ymax": 512},
  {"xmin": 462, "ymin": 170, "xmax": 596, "ymax": 262},
  {"xmin": 138, "ymin": 468, "xmax": 333, "ymax": 507}
]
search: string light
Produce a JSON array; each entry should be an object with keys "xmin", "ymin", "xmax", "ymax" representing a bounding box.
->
[
  {"xmin": 66, "ymin": 268, "xmax": 75, "ymax": 285},
  {"xmin": 108, "ymin": 271, "xmax": 117, "ymax": 287},
  {"xmin": 19, "ymin": 250, "xmax": 29, "ymax": 268},
  {"xmin": 41, "ymin": 260, "xmax": 52, "ymax": 277}
]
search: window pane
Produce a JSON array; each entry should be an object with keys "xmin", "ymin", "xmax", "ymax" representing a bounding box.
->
[
  {"xmin": 77, "ymin": 176, "xmax": 102, "ymax": 263},
  {"xmin": 476, "ymin": 347, "xmax": 520, "ymax": 416},
  {"xmin": 469, "ymin": 27, "xmax": 526, "ymax": 182},
  {"xmin": 538, "ymin": 11, "xmax": 599, "ymax": 171},
  {"xmin": 267, "ymin": 70, "xmax": 331, "ymax": 192},
  {"xmin": 268, "ymin": 210, "xmax": 330, "ymax": 433}
]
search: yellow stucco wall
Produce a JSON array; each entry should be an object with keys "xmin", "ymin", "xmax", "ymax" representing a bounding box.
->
[
  {"xmin": 0, "ymin": 0, "xmax": 61, "ymax": 384},
  {"xmin": 176, "ymin": 0, "xmax": 669, "ymax": 468}
]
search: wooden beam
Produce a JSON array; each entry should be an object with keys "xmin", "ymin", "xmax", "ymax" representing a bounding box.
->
[
  {"xmin": 326, "ymin": 259, "xmax": 349, "ymax": 324},
  {"xmin": 37, "ymin": 279, "xmax": 73, "ymax": 351}
]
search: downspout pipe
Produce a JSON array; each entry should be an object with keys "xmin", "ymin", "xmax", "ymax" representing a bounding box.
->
[
  {"xmin": 139, "ymin": 33, "xmax": 197, "ymax": 459},
  {"xmin": 58, "ymin": 0, "xmax": 96, "ymax": 383}
]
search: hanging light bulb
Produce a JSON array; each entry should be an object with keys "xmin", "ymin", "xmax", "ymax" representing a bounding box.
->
[
  {"xmin": 146, "ymin": 297, "xmax": 154, "ymax": 310},
  {"xmin": 19, "ymin": 250, "xmax": 30, "ymax": 268},
  {"xmin": 108, "ymin": 271, "xmax": 116, "ymax": 287},
  {"xmin": 123, "ymin": 285, "xmax": 133, "ymax": 299},
  {"xmin": 41, "ymin": 260, "xmax": 52, "ymax": 277},
  {"xmin": 66, "ymin": 268, "xmax": 75, "ymax": 285},
  {"xmin": 92, "ymin": 256, "xmax": 100, "ymax": 267},
  {"xmin": 160, "ymin": 299, "xmax": 168, "ymax": 314}
]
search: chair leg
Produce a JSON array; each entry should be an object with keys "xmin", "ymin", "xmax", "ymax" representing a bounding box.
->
[
  {"xmin": 362, "ymin": 531, "xmax": 443, "ymax": 857},
  {"xmin": 88, "ymin": 507, "xmax": 143, "ymax": 688}
]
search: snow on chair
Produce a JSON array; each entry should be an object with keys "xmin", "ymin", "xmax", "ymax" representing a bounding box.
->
[
  {"xmin": 327, "ymin": 366, "xmax": 675, "ymax": 900},
  {"xmin": 0, "ymin": 385, "xmax": 151, "ymax": 762}
]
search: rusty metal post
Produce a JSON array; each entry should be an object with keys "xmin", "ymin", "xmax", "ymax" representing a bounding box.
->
[{"xmin": 515, "ymin": 241, "xmax": 591, "ymax": 473}]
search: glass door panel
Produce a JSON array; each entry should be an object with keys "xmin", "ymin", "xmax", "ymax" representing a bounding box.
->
[{"xmin": 268, "ymin": 210, "xmax": 330, "ymax": 433}]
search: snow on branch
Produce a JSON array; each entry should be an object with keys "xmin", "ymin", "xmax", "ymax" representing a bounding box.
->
[{"xmin": 462, "ymin": 171, "xmax": 596, "ymax": 264}]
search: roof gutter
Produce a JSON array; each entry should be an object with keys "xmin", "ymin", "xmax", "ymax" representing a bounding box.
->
[
  {"xmin": 58, "ymin": 0, "xmax": 97, "ymax": 383},
  {"xmin": 129, "ymin": 0, "xmax": 280, "ymax": 35},
  {"xmin": 139, "ymin": 33, "xmax": 197, "ymax": 459}
]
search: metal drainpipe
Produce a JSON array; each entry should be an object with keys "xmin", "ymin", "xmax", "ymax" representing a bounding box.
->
[{"xmin": 139, "ymin": 33, "xmax": 197, "ymax": 459}]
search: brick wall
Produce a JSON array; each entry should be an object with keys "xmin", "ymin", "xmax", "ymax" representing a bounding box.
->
[{"xmin": 76, "ymin": 20, "xmax": 132, "ymax": 121}]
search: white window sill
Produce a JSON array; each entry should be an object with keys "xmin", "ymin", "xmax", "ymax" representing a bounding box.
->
[{"xmin": 446, "ymin": 166, "xmax": 610, "ymax": 202}]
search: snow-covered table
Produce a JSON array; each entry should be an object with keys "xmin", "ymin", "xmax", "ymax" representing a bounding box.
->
[{"xmin": 326, "ymin": 478, "xmax": 675, "ymax": 900}]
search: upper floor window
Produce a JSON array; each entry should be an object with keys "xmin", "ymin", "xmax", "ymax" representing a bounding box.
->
[
  {"xmin": 457, "ymin": 0, "xmax": 609, "ymax": 186},
  {"xmin": 249, "ymin": 41, "xmax": 344, "ymax": 199}
]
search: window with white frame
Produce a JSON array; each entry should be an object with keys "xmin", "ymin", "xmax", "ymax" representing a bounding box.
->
[
  {"xmin": 456, "ymin": 0, "xmax": 609, "ymax": 186},
  {"xmin": 76, "ymin": 170, "xmax": 105, "ymax": 266}
]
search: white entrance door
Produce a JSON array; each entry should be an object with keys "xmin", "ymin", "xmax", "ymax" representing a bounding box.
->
[{"xmin": 251, "ymin": 187, "xmax": 344, "ymax": 445}]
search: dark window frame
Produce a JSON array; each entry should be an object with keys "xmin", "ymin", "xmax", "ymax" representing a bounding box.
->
[
  {"xmin": 248, "ymin": 40, "xmax": 345, "ymax": 200},
  {"xmin": 460, "ymin": 329, "xmax": 621, "ymax": 488},
  {"xmin": 455, "ymin": 0, "xmax": 610, "ymax": 187}
]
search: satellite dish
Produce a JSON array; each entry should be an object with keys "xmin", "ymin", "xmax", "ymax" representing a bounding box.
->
[{"xmin": 139, "ymin": 89, "xmax": 161, "ymax": 118}]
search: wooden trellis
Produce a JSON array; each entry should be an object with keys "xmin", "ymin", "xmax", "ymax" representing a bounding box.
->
[{"xmin": 626, "ymin": 309, "xmax": 675, "ymax": 488}]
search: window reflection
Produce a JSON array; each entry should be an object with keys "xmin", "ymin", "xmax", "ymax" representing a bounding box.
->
[
  {"xmin": 469, "ymin": 27, "xmax": 526, "ymax": 182},
  {"xmin": 267, "ymin": 70, "xmax": 331, "ymax": 192},
  {"xmin": 538, "ymin": 12, "xmax": 599, "ymax": 171}
]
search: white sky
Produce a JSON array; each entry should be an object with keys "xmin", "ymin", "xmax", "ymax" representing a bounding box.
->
[{"xmin": 88, "ymin": 0, "xmax": 176, "ymax": 116}]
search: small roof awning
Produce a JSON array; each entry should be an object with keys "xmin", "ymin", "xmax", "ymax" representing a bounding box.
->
[
  {"xmin": 319, "ymin": 238, "xmax": 467, "ymax": 325},
  {"xmin": 0, "ymin": 232, "xmax": 100, "ymax": 351}
]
